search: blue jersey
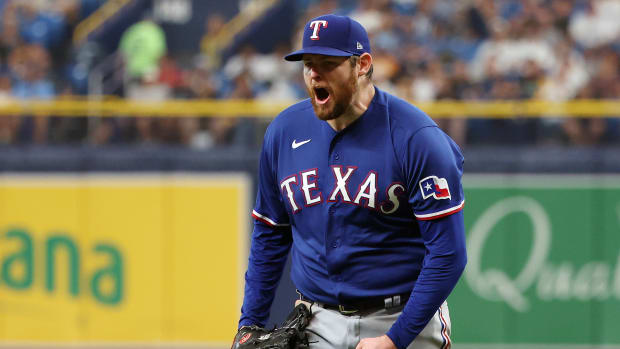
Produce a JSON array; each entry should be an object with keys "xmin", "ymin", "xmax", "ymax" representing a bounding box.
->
[{"xmin": 241, "ymin": 87, "xmax": 467, "ymax": 348}]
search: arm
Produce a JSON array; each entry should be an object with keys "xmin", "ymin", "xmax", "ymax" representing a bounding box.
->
[
  {"xmin": 239, "ymin": 222, "xmax": 292, "ymax": 327},
  {"xmin": 387, "ymin": 126, "xmax": 468, "ymax": 348},
  {"xmin": 386, "ymin": 212, "xmax": 467, "ymax": 348},
  {"xmin": 358, "ymin": 213, "xmax": 466, "ymax": 349},
  {"xmin": 239, "ymin": 126, "xmax": 292, "ymax": 328}
]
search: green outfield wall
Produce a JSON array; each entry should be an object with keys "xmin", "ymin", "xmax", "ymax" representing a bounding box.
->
[{"xmin": 450, "ymin": 175, "xmax": 620, "ymax": 347}]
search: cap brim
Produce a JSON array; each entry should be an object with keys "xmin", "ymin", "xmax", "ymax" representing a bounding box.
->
[{"xmin": 284, "ymin": 46, "xmax": 355, "ymax": 61}]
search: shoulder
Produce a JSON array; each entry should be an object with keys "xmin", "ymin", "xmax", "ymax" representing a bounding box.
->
[
  {"xmin": 265, "ymin": 99, "xmax": 314, "ymax": 137},
  {"xmin": 274, "ymin": 99, "xmax": 314, "ymax": 125},
  {"xmin": 373, "ymin": 88, "xmax": 438, "ymax": 142},
  {"xmin": 261, "ymin": 99, "xmax": 314, "ymax": 155},
  {"xmin": 375, "ymin": 89, "xmax": 463, "ymax": 161},
  {"xmin": 384, "ymin": 91, "xmax": 437, "ymax": 132}
]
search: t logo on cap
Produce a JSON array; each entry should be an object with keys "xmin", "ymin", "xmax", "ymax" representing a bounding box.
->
[
  {"xmin": 284, "ymin": 14, "xmax": 371, "ymax": 61},
  {"xmin": 309, "ymin": 20, "xmax": 327, "ymax": 40}
]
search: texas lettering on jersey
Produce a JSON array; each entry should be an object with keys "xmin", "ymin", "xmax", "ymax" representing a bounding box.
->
[
  {"xmin": 279, "ymin": 166, "xmax": 405, "ymax": 215},
  {"xmin": 252, "ymin": 88, "xmax": 465, "ymax": 228}
]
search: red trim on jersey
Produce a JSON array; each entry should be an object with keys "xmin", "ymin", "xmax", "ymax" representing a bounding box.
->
[
  {"xmin": 439, "ymin": 305, "xmax": 451, "ymax": 348},
  {"xmin": 251, "ymin": 210, "xmax": 289, "ymax": 227},
  {"xmin": 415, "ymin": 200, "xmax": 465, "ymax": 221},
  {"xmin": 252, "ymin": 212, "xmax": 275, "ymax": 226}
]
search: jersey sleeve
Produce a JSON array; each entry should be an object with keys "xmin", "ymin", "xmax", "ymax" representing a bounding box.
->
[
  {"xmin": 239, "ymin": 126, "xmax": 293, "ymax": 328},
  {"xmin": 386, "ymin": 212, "xmax": 467, "ymax": 348},
  {"xmin": 405, "ymin": 126, "xmax": 465, "ymax": 220},
  {"xmin": 251, "ymin": 127, "xmax": 290, "ymax": 227},
  {"xmin": 386, "ymin": 125, "xmax": 467, "ymax": 348}
]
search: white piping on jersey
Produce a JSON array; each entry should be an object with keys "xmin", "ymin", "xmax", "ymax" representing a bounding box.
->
[
  {"xmin": 414, "ymin": 200, "xmax": 465, "ymax": 221},
  {"xmin": 252, "ymin": 209, "xmax": 290, "ymax": 226}
]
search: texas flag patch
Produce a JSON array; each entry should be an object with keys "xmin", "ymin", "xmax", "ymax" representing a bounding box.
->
[{"xmin": 419, "ymin": 176, "xmax": 451, "ymax": 200}]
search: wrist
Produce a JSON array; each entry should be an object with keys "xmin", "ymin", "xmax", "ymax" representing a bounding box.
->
[
  {"xmin": 385, "ymin": 332, "xmax": 402, "ymax": 349},
  {"xmin": 382, "ymin": 334, "xmax": 397, "ymax": 349}
]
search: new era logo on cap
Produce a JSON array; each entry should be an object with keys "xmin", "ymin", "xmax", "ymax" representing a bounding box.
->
[{"xmin": 284, "ymin": 14, "xmax": 371, "ymax": 61}]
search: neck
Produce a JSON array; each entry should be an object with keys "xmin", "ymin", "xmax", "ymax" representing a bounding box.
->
[{"xmin": 327, "ymin": 81, "xmax": 375, "ymax": 132}]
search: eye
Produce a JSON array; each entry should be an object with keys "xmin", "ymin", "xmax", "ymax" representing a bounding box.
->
[{"xmin": 325, "ymin": 59, "xmax": 344, "ymax": 69}]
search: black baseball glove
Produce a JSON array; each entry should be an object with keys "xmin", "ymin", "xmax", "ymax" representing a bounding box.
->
[{"xmin": 232, "ymin": 302, "xmax": 313, "ymax": 349}]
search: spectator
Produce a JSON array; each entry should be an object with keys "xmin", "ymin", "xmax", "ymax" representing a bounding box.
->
[
  {"xmin": 158, "ymin": 54, "xmax": 185, "ymax": 90},
  {"xmin": 16, "ymin": 2, "xmax": 66, "ymax": 49},
  {"xmin": 255, "ymin": 43, "xmax": 304, "ymax": 101},
  {"xmin": 185, "ymin": 66, "xmax": 219, "ymax": 99},
  {"xmin": 561, "ymin": 47, "xmax": 620, "ymax": 145},
  {"xmin": 48, "ymin": 84, "xmax": 88, "ymax": 144},
  {"xmin": 535, "ymin": 39, "xmax": 589, "ymax": 143},
  {"xmin": 119, "ymin": 17, "xmax": 167, "ymax": 82},
  {"xmin": 536, "ymin": 40, "xmax": 589, "ymax": 102},
  {"xmin": 199, "ymin": 12, "xmax": 226, "ymax": 69},
  {"xmin": 349, "ymin": 0, "xmax": 388, "ymax": 35},
  {"xmin": 0, "ymin": 74, "xmax": 18, "ymax": 144},
  {"xmin": 0, "ymin": 8, "xmax": 22, "ymax": 61},
  {"xmin": 569, "ymin": 0, "xmax": 620, "ymax": 49},
  {"xmin": 435, "ymin": 58, "xmax": 469, "ymax": 147},
  {"xmin": 214, "ymin": 71, "xmax": 259, "ymax": 148},
  {"xmin": 8, "ymin": 43, "xmax": 55, "ymax": 144},
  {"xmin": 468, "ymin": 17, "xmax": 556, "ymax": 83},
  {"xmin": 222, "ymin": 44, "xmax": 255, "ymax": 81},
  {"xmin": 0, "ymin": 0, "xmax": 616, "ymax": 147}
]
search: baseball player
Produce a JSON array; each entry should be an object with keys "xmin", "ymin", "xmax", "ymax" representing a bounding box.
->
[{"xmin": 234, "ymin": 14, "xmax": 467, "ymax": 349}]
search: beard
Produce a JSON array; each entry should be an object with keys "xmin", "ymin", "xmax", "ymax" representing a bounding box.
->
[{"xmin": 307, "ymin": 70, "xmax": 358, "ymax": 121}]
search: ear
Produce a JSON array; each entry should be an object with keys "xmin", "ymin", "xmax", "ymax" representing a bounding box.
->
[{"xmin": 358, "ymin": 53, "xmax": 373, "ymax": 77}]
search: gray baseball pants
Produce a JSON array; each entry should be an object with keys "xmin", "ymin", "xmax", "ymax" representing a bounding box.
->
[{"xmin": 304, "ymin": 300, "xmax": 451, "ymax": 349}]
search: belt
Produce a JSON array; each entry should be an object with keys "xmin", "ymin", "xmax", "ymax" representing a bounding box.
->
[{"xmin": 297, "ymin": 291, "xmax": 411, "ymax": 316}]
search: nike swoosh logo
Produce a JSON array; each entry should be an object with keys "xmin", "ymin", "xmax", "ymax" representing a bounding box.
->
[{"xmin": 292, "ymin": 139, "xmax": 311, "ymax": 149}]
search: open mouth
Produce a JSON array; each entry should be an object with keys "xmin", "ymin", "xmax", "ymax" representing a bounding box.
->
[{"xmin": 314, "ymin": 87, "xmax": 330, "ymax": 104}]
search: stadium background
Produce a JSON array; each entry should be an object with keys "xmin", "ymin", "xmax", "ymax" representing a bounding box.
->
[{"xmin": 0, "ymin": 0, "xmax": 619, "ymax": 348}]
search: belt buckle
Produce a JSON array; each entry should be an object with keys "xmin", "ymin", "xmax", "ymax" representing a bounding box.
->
[{"xmin": 338, "ymin": 304, "xmax": 359, "ymax": 315}]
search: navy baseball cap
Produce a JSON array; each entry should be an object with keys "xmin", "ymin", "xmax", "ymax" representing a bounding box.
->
[{"xmin": 285, "ymin": 14, "xmax": 371, "ymax": 61}]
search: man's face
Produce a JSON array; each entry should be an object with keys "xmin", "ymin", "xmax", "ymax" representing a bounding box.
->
[{"xmin": 302, "ymin": 54, "xmax": 358, "ymax": 121}]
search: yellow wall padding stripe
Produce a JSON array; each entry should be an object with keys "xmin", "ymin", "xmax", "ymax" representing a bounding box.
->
[
  {"xmin": 0, "ymin": 99, "xmax": 618, "ymax": 118},
  {"xmin": 73, "ymin": 0, "xmax": 134, "ymax": 44}
]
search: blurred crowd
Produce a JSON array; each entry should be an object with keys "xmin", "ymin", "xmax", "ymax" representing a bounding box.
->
[
  {"xmin": 0, "ymin": 0, "xmax": 619, "ymax": 148},
  {"xmin": 0, "ymin": 0, "xmax": 104, "ymax": 144}
]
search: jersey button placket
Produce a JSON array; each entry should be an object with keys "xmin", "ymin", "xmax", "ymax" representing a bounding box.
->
[{"xmin": 329, "ymin": 134, "xmax": 341, "ymax": 164}]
